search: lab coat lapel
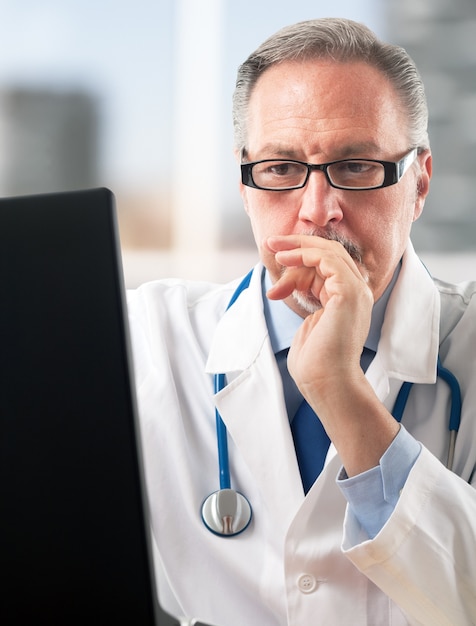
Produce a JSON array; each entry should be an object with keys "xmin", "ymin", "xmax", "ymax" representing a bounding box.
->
[
  {"xmin": 365, "ymin": 241, "xmax": 441, "ymax": 404},
  {"xmin": 205, "ymin": 265, "xmax": 303, "ymax": 527}
]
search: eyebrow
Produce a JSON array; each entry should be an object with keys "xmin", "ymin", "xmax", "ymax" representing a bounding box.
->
[
  {"xmin": 332, "ymin": 141, "xmax": 383, "ymax": 159},
  {"xmin": 245, "ymin": 141, "xmax": 384, "ymax": 162}
]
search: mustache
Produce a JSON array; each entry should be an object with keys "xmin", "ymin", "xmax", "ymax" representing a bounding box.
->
[{"xmin": 303, "ymin": 228, "xmax": 363, "ymax": 265}]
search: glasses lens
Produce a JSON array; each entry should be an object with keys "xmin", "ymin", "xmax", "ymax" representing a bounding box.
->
[
  {"xmin": 328, "ymin": 160, "xmax": 385, "ymax": 189},
  {"xmin": 252, "ymin": 161, "xmax": 308, "ymax": 190}
]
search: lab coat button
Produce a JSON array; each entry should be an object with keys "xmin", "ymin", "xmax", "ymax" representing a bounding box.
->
[{"xmin": 297, "ymin": 573, "xmax": 317, "ymax": 594}]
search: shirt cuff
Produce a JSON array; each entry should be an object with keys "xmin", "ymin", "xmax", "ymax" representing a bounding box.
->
[{"xmin": 336, "ymin": 425, "xmax": 421, "ymax": 539}]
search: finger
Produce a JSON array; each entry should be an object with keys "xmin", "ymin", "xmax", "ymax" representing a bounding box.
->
[
  {"xmin": 274, "ymin": 246, "xmax": 361, "ymax": 280},
  {"xmin": 267, "ymin": 233, "xmax": 353, "ymax": 252},
  {"xmin": 267, "ymin": 265, "xmax": 326, "ymax": 302},
  {"xmin": 266, "ymin": 234, "xmax": 330, "ymax": 253},
  {"xmin": 275, "ymin": 245, "xmax": 365, "ymax": 283},
  {"xmin": 267, "ymin": 235, "xmax": 365, "ymax": 280}
]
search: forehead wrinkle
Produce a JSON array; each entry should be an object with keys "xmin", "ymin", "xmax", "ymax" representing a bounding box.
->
[{"xmin": 251, "ymin": 131, "xmax": 384, "ymax": 162}]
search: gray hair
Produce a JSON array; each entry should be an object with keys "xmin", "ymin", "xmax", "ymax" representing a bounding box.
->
[{"xmin": 232, "ymin": 17, "xmax": 429, "ymax": 154}]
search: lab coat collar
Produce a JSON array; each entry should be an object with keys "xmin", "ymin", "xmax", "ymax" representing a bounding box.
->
[
  {"xmin": 205, "ymin": 263, "xmax": 269, "ymax": 375},
  {"xmin": 367, "ymin": 240, "xmax": 441, "ymax": 389}
]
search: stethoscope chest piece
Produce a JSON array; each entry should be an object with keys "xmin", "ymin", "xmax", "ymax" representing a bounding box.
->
[{"xmin": 201, "ymin": 488, "xmax": 252, "ymax": 537}]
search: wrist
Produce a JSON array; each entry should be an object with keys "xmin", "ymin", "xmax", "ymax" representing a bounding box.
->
[{"xmin": 305, "ymin": 375, "xmax": 400, "ymax": 477}]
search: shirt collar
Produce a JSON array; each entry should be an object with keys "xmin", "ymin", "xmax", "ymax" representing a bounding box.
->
[
  {"xmin": 262, "ymin": 262, "xmax": 401, "ymax": 355},
  {"xmin": 366, "ymin": 262, "xmax": 401, "ymax": 352},
  {"xmin": 263, "ymin": 270, "xmax": 303, "ymax": 353}
]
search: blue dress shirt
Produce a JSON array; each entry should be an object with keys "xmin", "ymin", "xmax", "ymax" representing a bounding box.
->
[{"xmin": 261, "ymin": 265, "xmax": 421, "ymax": 538}]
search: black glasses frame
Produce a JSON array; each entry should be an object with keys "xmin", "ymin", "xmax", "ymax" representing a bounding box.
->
[{"xmin": 240, "ymin": 149, "xmax": 418, "ymax": 191}]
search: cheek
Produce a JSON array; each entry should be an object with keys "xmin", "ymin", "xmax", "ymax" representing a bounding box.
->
[
  {"xmin": 243, "ymin": 189, "xmax": 297, "ymax": 238},
  {"xmin": 359, "ymin": 194, "xmax": 415, "ymax": 271},
  {"xmin": 242, "ymin": 191, "xmax": 299, "ymax": 276}
]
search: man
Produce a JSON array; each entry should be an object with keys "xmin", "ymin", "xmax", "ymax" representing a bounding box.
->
[{"xmin": 128, "ymin": 18, "xmax": 476, "ymax": 626}]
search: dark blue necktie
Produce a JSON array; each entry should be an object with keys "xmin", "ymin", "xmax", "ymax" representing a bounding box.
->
[
  {"xmin": 291, "ymin": 400, "xmax": 330, "ymax": 494},
  {"xmin": 290, "ymin": 347, "xmax": 375, "ymax": 494}
]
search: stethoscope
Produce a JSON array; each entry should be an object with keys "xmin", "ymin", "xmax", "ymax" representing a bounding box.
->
[{"xmin": 201, "ymin": 269, "xmax": 462, "ymax": 537}]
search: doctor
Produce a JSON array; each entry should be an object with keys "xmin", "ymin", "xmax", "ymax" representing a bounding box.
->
[{"xmin": 128, "ymin": 18, "xmax": 476, "ymax": 626}]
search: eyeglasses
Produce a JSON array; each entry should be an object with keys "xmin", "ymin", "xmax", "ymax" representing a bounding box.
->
[{"xmin": 241, "ymin": 149, "xmax": 418, "ymax": 191}]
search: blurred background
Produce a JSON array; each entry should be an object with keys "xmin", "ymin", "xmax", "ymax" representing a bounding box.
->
[{"xmin": 0, "ymin": 0, "xmax": 474, "ymax": 287}]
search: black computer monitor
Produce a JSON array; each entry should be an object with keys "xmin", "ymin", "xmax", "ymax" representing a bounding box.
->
[{"xmin": 0, "ymin": 188, "xmax": 172, "ymax": 625}]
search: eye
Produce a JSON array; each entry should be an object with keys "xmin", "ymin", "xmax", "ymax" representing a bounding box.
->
[
  {"xmin": 335, "ymin": 161, "xmax": 375, "ymax": 175},
  {"xmin": 252, "ymin": 161, "xmax": 307, "ymax": 189},
  {"xmin": 329, "ymin": 160, "xmax": 384, "ymax": 188},
  {"xmin": 263, "ymin": 162, "xmax": 302, "ymax": 177}
]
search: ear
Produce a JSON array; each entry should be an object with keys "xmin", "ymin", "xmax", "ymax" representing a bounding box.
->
[{"xmin": 413, "ymin": 150, "xmax": 432, "ymax": 222}]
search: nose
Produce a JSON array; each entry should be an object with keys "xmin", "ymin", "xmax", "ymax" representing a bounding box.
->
[{"xmin": 298, "ymin": 169, "xmax": 344, "ymax": 227}]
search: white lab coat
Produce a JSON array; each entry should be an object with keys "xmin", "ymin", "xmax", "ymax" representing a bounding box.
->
[{"xmin": 127, "ymin": 241, "xmax": 476, "ymax": 626}]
